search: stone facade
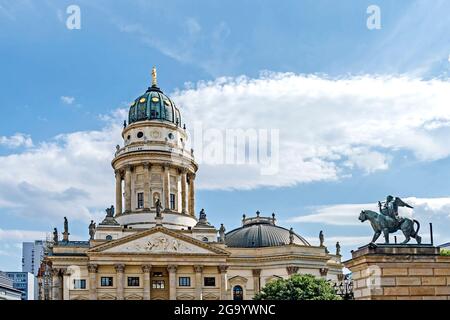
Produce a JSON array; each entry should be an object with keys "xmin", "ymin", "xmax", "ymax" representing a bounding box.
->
[{"xmin": 345, "ymin": 244, "xmax": 450, "ymax": 300}]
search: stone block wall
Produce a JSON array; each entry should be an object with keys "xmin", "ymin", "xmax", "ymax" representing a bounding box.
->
[{"xmin": 344, "ymin": 245, "xmax": 450, "ymax": 300}]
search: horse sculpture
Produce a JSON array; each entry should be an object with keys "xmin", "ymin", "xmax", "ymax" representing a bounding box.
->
[{"xmin": 359, "ymin": 210, "xmax": 421, "ymax": 244}]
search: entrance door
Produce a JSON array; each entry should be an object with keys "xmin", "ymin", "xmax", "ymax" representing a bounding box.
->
[{"xmin": 150, "ymin": 267, "xmax": 169, "ymax": 300}]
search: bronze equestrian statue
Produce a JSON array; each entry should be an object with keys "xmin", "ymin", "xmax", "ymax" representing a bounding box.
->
[{"xmin": 359, "ymin": 195, "xmax": 421, "ymax": 244}]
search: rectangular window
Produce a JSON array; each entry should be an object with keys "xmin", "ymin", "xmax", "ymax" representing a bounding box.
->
[
  {"xmin": 137, "ymin": 192, "xmax": 144, "ymax": 209},
  {"xmin": 178, "ymin": 277, "xmax": 191, "ymax": 287},
  {"xmin": 204, "ymin": 277, "xmax": 215, "ymax": 287},
  {"xmin": 73, "ymin": 279, "xmax": 86, "ymax": 289},
  {"xmin": 100, "ymin": 277, "xmax": 113, "ymax": 287},
  {"xmin": 152, "ymin": 280, "xmax": 165, "ymax": 289},
  {"xmin": 170, "ymin": 193, "xmax": 176, "ymax": 210},
  {"xmin": 127, "ymin": 277, "xmax": 140, "ymax": 287}
]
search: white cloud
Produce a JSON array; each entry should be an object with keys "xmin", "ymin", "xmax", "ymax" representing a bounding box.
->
[
  {"xmin": 60, "ymin": 95, "xmax": 75, "ymax": 105},
  {"xmin": 0, "ymin": 228, "xmax": 48, "ymax": 241},
  {"xmin": 0, "ymin": 118, "xmax": 122, "ymax": 223},
  {"xmin": 175, "ymin": 73, "xmax": 450, "ymax": 189},
  {"xmin": 0, "ymin": 133, "xmax": 33, "ymax": 148}
]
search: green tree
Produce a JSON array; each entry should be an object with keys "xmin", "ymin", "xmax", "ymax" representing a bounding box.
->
[{"xmin": 254, "ymin": 274, "xmax": 341, "ymax": 300}]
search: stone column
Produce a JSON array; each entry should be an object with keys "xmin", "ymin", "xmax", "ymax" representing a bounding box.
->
[
  {"xmin": 167, "ymin": 265, "xmax": 177, "ymax": 300},
  {"xmin": 51, "ymin": 268, "xmax": 62, "ymax": 300},
  {"xmin": 124, "ymin": 166, "xmax": 132, "ymax": 213},
  {"xmin": 181, "ymin": 169, "xmax": 187, "ymax": 214},
  {"xmin": 218, "ymin": 265, "xmax": 229, "ymax": 300},
  {"xmin": 115, "ymin": 170, "xmax": 123, "ymax": 215},
  {"xmin": 194, "ymin": 265, "xmax": 203, "ymax": 300},
  {"xmin": 163, "ymin": 165, "xmax": 170, "ymax": 210},
  {"xmin": 87, "ymin": 264, "xmax": 98, "ymax": 300},
  {"xmin": 115, "ymin": 264, "xmax": 125, "ymax": 300},
  {"xmin": 62, "ymin": 268, "xmax": 71, "ymax": 300},
  {"xmin": 143, "ymin": 163, "xmax": 151, "ymax": 210},
  {"xmin": 142, "ymin": 265, "xmax": 152, "ymax": 300},
  {"xmin": 252, "ymin": 269, "xmax": 261, "ymax": 294},
  {"xmin": 188, "ymin": 173, "xmax": 195, "ymax": 216}
]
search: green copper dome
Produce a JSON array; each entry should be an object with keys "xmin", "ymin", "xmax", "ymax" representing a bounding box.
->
[{"xmin": 128, "ymin": 67, "xmax": 182, "ymax": 127}]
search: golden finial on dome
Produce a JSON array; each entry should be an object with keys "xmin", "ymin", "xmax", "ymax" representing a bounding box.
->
[{"xmin": 151, "ymin": 66, "xmax": 157, "ymax": 87}]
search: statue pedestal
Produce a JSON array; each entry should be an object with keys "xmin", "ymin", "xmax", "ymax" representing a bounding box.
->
[
  {"xmin": 155, "ymin": 216, "xmax": 163, "ymax": 226},
  {"xmin": 344, "ymin": 244, "xmax": 450, "ymax": 300}
]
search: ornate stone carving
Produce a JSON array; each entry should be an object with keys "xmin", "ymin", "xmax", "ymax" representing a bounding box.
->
[
  {"xmin": 167, "ymin": 265, "xmax": 177, "ymax": 273},
  {"xmin": 88, "ymin": 220, "xmax": 96, "ymax": 240},
  {"xmin": 319, "ymin": 230, "xmax": 324, "ymax": 247},
  {"xmin": 114, "ymin": 264, "xmax": 125, "ymax": 273},
  {"xmin": 289, "ymin": 227, "xmax": 295, "ymax": 244},
  {"xmin": 320, "ymin": 267, "xmax": 329, "ymax": 277},
  {"xmin": 337, "ymin": 274, "xmax": 345, "ymax": 282},
  {"xmin": 105, "ymin": 233, "xmax": 212, "ymax": 254},
  {"xmin": 336, "ymin": 241, "xmax": 341, "ymax": 256},
  {"xmin": 218, "ymin": 265, "xmax": 229, "ymax": 273},
  {"xmin": 252, "ymin": 269, "xmax": 261, "ymax": 277},
  {"xmin": 219, "ymin": 224, "xmax": 226, "ymax": 243},
  {"xmin": 286, "ymin": 266, "xmax": 299, "ymax": 275},
  {"xmin": 194, "ymin": 265, "xmax": 203, "ymax": 273},
  {"xmin": 141, "ymin": 265, "xmax": 152, "ymax": 273},
  {"xmin": 53, "ymin": 228, "xmax": 58, "ymax": 244},
  {"xmin": 87, "ymin": 264, "xmax": 98, "ymax": 273}
]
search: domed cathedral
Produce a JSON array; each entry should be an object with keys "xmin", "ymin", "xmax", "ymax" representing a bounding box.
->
[
  {"xmin": 110, "ymin": 66, "xmax": 199, "ymax": 233},
  {"xmin": 40, "ymin": 68, "xmax": 343, "ymax": 301}
]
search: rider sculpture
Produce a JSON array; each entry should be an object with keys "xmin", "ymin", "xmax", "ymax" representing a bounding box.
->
[{"xmin": 359, "ymin": 195, "xmax": 421, "ymax": 244}]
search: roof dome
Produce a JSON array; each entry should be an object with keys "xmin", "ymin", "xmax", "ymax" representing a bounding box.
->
[
  {"xmin": 128, "ymin": 67, "xmax": 182, "ymax": 127},
  {"xmin": 225, "ymin": 212, "xmax": 310, "ymax": 248}
]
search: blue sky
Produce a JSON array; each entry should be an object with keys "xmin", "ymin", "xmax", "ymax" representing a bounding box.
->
[{"xmin": 1, "ymin": 0, "xmax": 450, "ymax": 271}]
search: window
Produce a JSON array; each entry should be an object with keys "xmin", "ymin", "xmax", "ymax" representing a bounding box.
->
[
  {"xmin": 204, "ymin": 277, "xmax": 215, "ymax": 287},
  {"xmin": 73, "ymin": 279, "xmax": 86, "ymax": 289},
  {"xmin": 179, "ymin": 277, "xmax": 191, "ymax": 287},
  {"xmin": 152, "ymin": 272, "xmax": 163, "ymax": 277},
  {"xmin": 170, "ymin": 193, "xmax": 176, "ymax": 210},
  {"xmin": 106, "ymin": 235, "xmax": 113, "ymax": 241},
  {"xmin": 127, "ymin": 277, "xmax": 140, "ymax": 287},
  {"xmin": 152, "ymin": 280, "xmax": 165, "ymax": 289},
  {"xmin": 137, "ymin": 192, "xmax": 144, "ymax": 209},
  {"xmin": 233, "ymin": 285, "xmax": 243, "ymax": 300},
  {"xmin": 137, "ymin": 131, "xmax": 144, "ymax": 139},
  {"xmin": 101, "ymin": 277, "xmax": 113, "ymax": 287}
]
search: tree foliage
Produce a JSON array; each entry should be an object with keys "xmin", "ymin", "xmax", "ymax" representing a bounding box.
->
[{"xmin": 254, "ymin": 274, "xmax": 341, "ymax": 300}]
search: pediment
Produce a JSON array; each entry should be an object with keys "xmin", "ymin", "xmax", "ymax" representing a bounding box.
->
[
  {"xmin": 202, "ymin": 293, "xmax": 219, "ymax": 300},
  {"xmin": 89, "ymin": 226, "xmax": 229, "ymax": 255},
  {"xmin": 98, "ymin": 294, "xmax": 116, "ymax": 300},
  {"xmin": 228, "ymin": 275, "xmax": 248, "ymax": 285}
]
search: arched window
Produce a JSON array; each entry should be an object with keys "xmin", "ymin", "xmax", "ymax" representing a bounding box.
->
[
  {"xmin": 106, "ymin": 235, "xmax": 112, "ymax": 241},
  {"xmin": 233, "ymin": 285, "xmax": 243, "ymax": 300},
  {"xmin": 202, "ymin": 237, "xmax": 209, "ymax": 242}
]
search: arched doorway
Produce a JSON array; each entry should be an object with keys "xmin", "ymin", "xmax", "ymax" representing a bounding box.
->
[{"xmin": 233, "ymin": 285, "xmax": 243, "ymax": 300}]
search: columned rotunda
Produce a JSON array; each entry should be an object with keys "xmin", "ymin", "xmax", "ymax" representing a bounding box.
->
[{"xmin": 40, "ymin": 68, "xmax": 343, "ymax": 300}]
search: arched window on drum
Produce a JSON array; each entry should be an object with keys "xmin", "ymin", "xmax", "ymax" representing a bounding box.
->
[
  {"xmin": 137, "ymin": 97, "xmax": 147, "ymax": 120},
  {"xmin": 150, "ymin": 94, "xmax": 161, "ymax": 119},
  {"xmin": 128, "ymin": 102, "xmax": 137, "ymax": 123},
  {"xmin": 164, "ymin": 99, "xmax": 174, "ymax": 122},
  {"xmin": 175, "ymin": 108, "xmax": 181, "ymax": 127},
  {"xmin": 233, "ymin": 285, "xmax": 243, "ymax": 300}
]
